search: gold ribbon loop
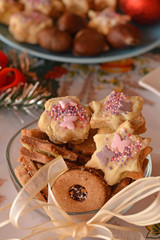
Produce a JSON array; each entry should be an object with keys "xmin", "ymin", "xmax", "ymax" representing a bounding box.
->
[
  {"xmin": 0, "ymin": 156, "xmax": 160, "ymax": 240},
  {"xmin": 72, "ymin": 222, "xmax": 89, "ymax": 239},
  {"xmin": 89, "ymin": 176, "xmax": 160, "ymax": 225},
  {"xmin": 0, "ymin": 203, "xmax": 12, "ymax": 227}
]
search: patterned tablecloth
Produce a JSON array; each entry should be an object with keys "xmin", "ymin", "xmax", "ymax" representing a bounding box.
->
[{"xmin": 0, "ymin": 41, "xmax": 160, "ymax": 239}]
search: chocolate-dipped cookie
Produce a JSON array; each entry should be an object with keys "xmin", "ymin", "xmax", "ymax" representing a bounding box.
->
[
  {"xmin": 38, "ymin": 27, "xmax": 72, "ymax": 52},
  {"xmin": 73, "ymin": 28, "xmax": 109, "ymax": 56},
  {"xmin": 57, "ymin": 12, "xmax": 87, "ymax": 35},
  {"xmin": 107, "ymin": 23, "xmax": 141, "ymax": 49}
]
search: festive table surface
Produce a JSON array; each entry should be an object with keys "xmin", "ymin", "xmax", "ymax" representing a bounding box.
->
[{"xmin": 0, "ymin": 41, "xmax": 160, "ymax": 239}]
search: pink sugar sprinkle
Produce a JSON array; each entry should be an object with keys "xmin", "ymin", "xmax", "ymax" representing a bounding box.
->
[
  {"xmin": 104, "ymin": 91, "xmax": 131, "ymax": 115},
  {"xmin": 109, "ymin": 132, "xmax": 143, "ymax": 169},
  {"xmin": 47, "ymin": 102, "xmax": 89, "ymax": 128}
]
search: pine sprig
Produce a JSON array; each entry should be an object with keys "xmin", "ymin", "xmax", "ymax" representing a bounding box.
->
[
  {"xmin": 0, "ymin": 48, "xmax": 52, "ymax": 118},
  {"xmin": 0, "ymin": 82, "xmax": 51, "ymax": 112}
]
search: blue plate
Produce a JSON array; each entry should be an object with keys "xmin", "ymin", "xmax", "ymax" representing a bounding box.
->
[{"xmin": 0, "ymin": 22, "xmax": 160, "ymax": 64}]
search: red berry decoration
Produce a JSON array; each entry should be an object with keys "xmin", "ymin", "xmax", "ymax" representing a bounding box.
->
[{"xmin": 119, "ymin": 0, "xmax": 160, "ymax": 25}]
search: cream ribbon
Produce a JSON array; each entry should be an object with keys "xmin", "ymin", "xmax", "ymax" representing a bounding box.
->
[{"xmin": 0, "ymin": 156, "xmax": 160, "ymax": 240}]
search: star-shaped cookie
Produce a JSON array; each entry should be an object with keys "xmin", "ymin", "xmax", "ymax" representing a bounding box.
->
[
  {"xmin": 89, "ymin": 91, "xmax": 146, "ymax": 134},
  {"xmin": 88, "ymin": 8, "xmax": 131, "ymax": 36},
  {"xmin": 85, "ymin": 121, "xmax": 151, "ymax": 185}
]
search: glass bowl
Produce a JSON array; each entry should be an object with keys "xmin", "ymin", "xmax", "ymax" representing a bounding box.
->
[{"xmin": 6, "ymin": 120, "xmax": 152, "ymax": 221}]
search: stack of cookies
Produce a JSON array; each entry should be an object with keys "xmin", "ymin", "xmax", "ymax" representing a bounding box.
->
[{"xmin": 15, "ymin": 91, "xmax": 152, "ymax": 212}]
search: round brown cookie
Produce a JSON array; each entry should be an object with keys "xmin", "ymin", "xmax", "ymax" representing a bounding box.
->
[
  {"xmin": 73, "ymin": 28, "xmax": 109, "ymax": 56},
  {"xmin": 38, "ymin": 27, "xmax": 72, "ymax": 53},
  {"xmin": 52, "ymin": 167, "xmax": 110, "ymax": 212},
  {"xmin": 107, "ymin": 23, "xmax": 141, "ymax": 49},
  {"xmin": 57, "ymin": 12, "xmax": 87, "ymax": 35}
]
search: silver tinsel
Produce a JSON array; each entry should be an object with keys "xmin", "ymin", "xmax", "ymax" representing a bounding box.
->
[{"xmin": 0, "ymin": 81, "xmax": 51, "ymax": 118}]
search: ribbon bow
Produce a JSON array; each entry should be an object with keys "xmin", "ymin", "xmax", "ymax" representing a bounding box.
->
[
  {"xmin": 0, "ymin": 67, "xmax": 26, "ymax": 91},
  {"xmin": 0, "ymin": 156, "xmax": 160, "ymax": 240}
]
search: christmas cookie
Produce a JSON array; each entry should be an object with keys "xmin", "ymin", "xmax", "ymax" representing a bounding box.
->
[
  {"xmin": 111, "ymin": 177, "xmax": 133, "ymax": 197},
  {"xmin": 52, "ymin": 167, "xmax": 110, "ymax": 212},
  {"xmin": 93, "ymin": 0, "xmax": 117, "ymax": 11},
  {"xmin": 20, "ymin": 135, "xmax": 78, "ymax": 162},
  {"xmin": 38, "ymin": 27, "xmax": 72, "ymax": 53},
  {"xmin": 89, "ymin": 91, "xmax": 146, "ymax": 133},
  {"xmin": 20, "ymin": 129, "xmax": 82, "ymax": 170},
  {"xmin": 73, "ymin": 28, "xmax": 109, "ymax": 56},
  {"xmin": 0, "ymin": 0, "xmax": 23, "ymax": 25},
  {"xmin": 88, "ymin": 8, "xmax": 131, "ymax": 36},
  {"xmin": 15, "ymin": 161, "xmax": 47, "ymax": 201},
  {"xmin": 62, "ymin": 0, "xmax": 91, "ymax": 17},
  {"xmin": 9, "ymin": 11, "xmax": 53, "ymax": 44},
  {"xmin": 57, "ymin": 12, "xmax": 87, "ymax": 35},
  {"xmin": 85, "ymin": 121, "xmax": 152, "ymax": 185},
  {"xmin": 68, "ymin": 129, "xmax": 97, "ymax": 157},
  {"xmin": 38, "ymin": 96, "xmax": 91, "ymax": 144},
  {"xmin": 20, "ymin": 0, "xmax": 65, "ymax": 19},
  {"xmin": 21, "ymin": 128, "xmax": 49, "ymax": 140},
  {"xmin": 19, "ymin": 147, "xmax": 53, "ymax": 164},
  {"xmin": 107, "ymin": 23, "xmax": 141, "ymax": 49}
]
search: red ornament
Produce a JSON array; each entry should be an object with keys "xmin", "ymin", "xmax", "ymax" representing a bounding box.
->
[
  {"xmin": 119, "ymin": 0, "xmax": 160, "ymax": 25},
  {"xmin": 0, "ymin": 50, "xmax": 8, "ymax": 70}
]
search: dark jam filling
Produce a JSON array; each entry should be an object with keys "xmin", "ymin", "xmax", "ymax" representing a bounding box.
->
[{"xmin": 69, "ymin": 184, "xmax": 88, "ymax": 202}]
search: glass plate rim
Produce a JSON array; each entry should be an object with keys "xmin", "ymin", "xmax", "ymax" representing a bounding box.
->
[{"xmin": 6, "ymin": 119, "xmax": 38, "ymax": 190}]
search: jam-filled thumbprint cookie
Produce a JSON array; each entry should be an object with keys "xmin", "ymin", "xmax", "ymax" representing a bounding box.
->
[{"xmin": 52, "ymin": 167, "xmax": 111, "ymax": 212}]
